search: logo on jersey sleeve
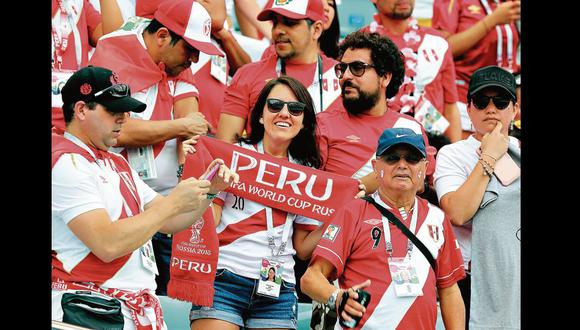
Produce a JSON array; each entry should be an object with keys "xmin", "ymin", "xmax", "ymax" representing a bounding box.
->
[
  {"xmin": 322, "ymin": 224, "xmax": 340, "ymax": 242},
  {"xmin": 427, "ymin": 224, "xmax": 440, "ymax": 243}
]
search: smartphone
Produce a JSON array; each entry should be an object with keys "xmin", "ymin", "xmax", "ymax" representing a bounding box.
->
[
  {"xmin": 203, "ymin": 163, "xmax": 220, "ymax": 181},
  {"xmin": 493, "ymin": 153, "xmax": 520, "ymax": 186},
  {"xmin": 477, "ymin": 148, "xmax": 520, "ymax": 186}
]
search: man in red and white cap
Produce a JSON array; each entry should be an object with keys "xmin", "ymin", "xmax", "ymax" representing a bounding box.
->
[
  {"xmin": 88, "ymin": 0, "xmax": 224, "ymax": 296},
  {"xmin": 216, "ymin": 0, "xmax": 343, "ymax": 143}
]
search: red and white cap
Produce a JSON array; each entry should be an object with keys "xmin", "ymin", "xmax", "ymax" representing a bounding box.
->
[
  {"xmin": 154, "ymin": 0, "xmax": 224, "ymax": 57},
  {"xmin": 257, "ymin": 0, "xmax": 325, "ymax": 22}
]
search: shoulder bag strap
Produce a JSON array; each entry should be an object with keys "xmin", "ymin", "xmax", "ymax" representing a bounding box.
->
[{"xmin": 361, "ymin": 196, "xmax": 436, "ymax": 272}]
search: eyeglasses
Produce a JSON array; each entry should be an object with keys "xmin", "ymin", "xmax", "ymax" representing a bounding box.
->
[
  {"xmin": 471, "ymin": 95, "xmax": 513, "ymax": 110},
  {"xmin": 334, "ymin": 61, "xmax": 376, "ymax": 79},
  {"xmin": 94, "ymin": 84, "xmax": 131, "ymax": 99},
  {"xmin": 381, "ymin": 153, "xmax": 424, "ymax": 165},
  {"xmin": 266, "ymin": 98, "xmax": 306, "ymax": 116}
]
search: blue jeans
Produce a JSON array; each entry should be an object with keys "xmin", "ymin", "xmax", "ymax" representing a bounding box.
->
[
  {"xmin": 190, "ymin": 269, "xmax": 298, "ymax": 329},
  {"xmin": 152, "ymin": 232, "xmax": 172, "ymax": 296}
]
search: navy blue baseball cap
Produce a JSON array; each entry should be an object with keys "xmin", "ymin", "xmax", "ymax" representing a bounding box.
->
[{"xmin": 376, "ymin": 128, "xmax": 426, "ymax": 158}]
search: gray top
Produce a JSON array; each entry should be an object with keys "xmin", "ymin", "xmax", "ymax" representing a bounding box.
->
[{"xmin": 469, "ymin": 142, "xmax": 521, "ymax": 330}]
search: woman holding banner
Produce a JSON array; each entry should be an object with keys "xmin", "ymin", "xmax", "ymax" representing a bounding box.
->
[{"xmin": 188, "ymin": 76, "xmax": 326, "ymax": 330}]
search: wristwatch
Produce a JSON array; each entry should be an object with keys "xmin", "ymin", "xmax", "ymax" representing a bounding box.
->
[{"xmin": 326, "ymin": 289, "xmax": 341, "ymax": 311}]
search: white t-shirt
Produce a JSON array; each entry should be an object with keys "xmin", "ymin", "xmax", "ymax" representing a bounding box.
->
[
  {"xmin": 433, "ymin": 135, "xmax": 519, "ymax": 270},
  {"xmin": 52, "ymin": 133, "xmax": 158, "ymax": 291}
]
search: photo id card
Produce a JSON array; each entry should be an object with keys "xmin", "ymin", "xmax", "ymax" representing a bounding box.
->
[
  {"xmin": 256, "ymin": 258, "xmax": 283, "ymax": 299},
  {"xmin": 140, "ymin": 240, "xmax": 159, "ymax": 275},
  {"xmin": 414, "ymin": 98, "xmax": 450, "ymax": 135},
  {"xmin": 389, "ymin": 257, "xmax": 423, "ymax": 297},
  {"xmin": 127, "ymin": 146, "xmax": 158, "ymax": 181}
]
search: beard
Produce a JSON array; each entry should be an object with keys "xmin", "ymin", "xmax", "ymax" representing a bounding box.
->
[
  {"xmin": 341, "ymin": 81, "xmax": 380, "ymax": 115},
  {"xmin": 391, "ymin": 10, "xmax": 413, "ymax": 20}
]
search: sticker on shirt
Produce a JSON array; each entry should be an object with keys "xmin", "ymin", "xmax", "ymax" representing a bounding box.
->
[
  {"xmin": 414, "ymin": 97, "xmax": 449, "ymax": 135},
  {"xmin": 210, "ymin": 54, "xmax": 227, "ymax": 85},
  {"xmin": 389, "ymin": 257, "xmax": 423, "ymax": 297},
  {"xmin": 256, "ymin": 258, "xmax": 283, "ymax": 299},
  {"xmin": 140, "ymin": 240, "xmax": 159, "ymax": 275},
  {"xmin": 322, "ymin": 224, "xmax": 340, "ymax": 242},
  {"xmin": 127, "ymin": 146, "xmax": 158, "ymax": 180}
]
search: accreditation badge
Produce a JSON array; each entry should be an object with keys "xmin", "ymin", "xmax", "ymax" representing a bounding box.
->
[
  {"xmin": 389, "ymin": 257, "xmax": 423, "ymax": 297},
  {"xmin": 140, "ymin": 240, "xmax": 159, "ymax": 275},
  {"xmin": 127, "ymin": 146, "xmax": 158, "ymax": 180},
  {"xmin": 414, "ymin": 98, "xmax": 450, "ymax": 135},
  {"xmin": 256, "ymin": 257, "xmax": 283, "ymax": 299},
  {"xmin": 210, "ymin": 54, "xmax": 227, "ymax": 85}
]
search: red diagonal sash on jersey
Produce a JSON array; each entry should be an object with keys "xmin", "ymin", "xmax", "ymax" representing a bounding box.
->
[
  {"xmin": 167, "ymin": 136, "xmax": 359, "ymax": 306},
  {"xmin": 89, "ymin": 28, "xmax": 196, "ymax": 158},
  {"xmin": 182, "ymin": 136, "xmax": 360, "ymax": 222}
]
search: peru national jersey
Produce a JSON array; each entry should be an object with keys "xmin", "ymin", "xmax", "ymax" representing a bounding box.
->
[
  {"xmin": 432, "ymin": 0, "xmax": 520, "ymax": 102},
  {"xmin": 187, "ymin": 39, "xmax": 228, "ymax": 135},
  {"xmin": 214, "ymin": 142, "xmax": 321, "ymax": 284},
  {"xmin": 52, "ymin": 133, "xmax": 159, "ymax": 291},
  {"xmin": 222, "ymin": 53, "xmax": 342, "ymax": 134},
  {"xmin": 312, "ymin": 193, "xmax": 465, "ymax": 329},
  {"xmin": 316, "ymin": 108, "xmax": 433, "ymax": 178},
  {"xmin": 90, "ymin": 18, "xmax": 199, "ymax": 196},
  {"xmin": 361, "ymin": 19, "xmax": 458, "ymax": 115}
]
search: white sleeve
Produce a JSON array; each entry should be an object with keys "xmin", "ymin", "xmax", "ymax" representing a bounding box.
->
[
  {"xmin": 174, "ymin": 80, "xmax": 199, "ymax": 98},
  {"xmin": 433, "ymin": 145, "xmax": 470, "ymax": 202},
  {"xmin": 52, "ymin": 154, "xmax": 106, "ymax": 224},
  {"xmin": 294, "ymin": 214, "xmax": 323, "ymax": 227}
]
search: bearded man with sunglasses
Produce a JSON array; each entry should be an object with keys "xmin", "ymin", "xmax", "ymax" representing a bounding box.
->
[
  {"xmin": 434, "ymin": 65, "xmax": 520, "ymax": 329},
  {"xmin": 301, "ymin": 127, "xmax": 465, "ymax": 330},
  {"xmin": 316, "ymin": 31, "xmax": 436, "ymax": 196}
]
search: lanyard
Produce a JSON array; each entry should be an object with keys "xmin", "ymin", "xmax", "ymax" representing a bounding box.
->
[
  {"xmin": 480, "ymin": 0, "xmax": 514, "ymax": 72},
  {"xmin": 275, "ymin": 55, "xmax": 324, "ymax": 113},
  {"xmin": 256, "ymin": 141, "xmax": 295, "ymax": 257},
  {"xmin": 52, "ymin": 0, "xmax": 72, "ymax": 70},
  {"xmin": 63, "ymin": 132, "xmax": 143, "ymax": 215},
  {"xmin": 373, "ymin": 193, "xmax": 419, "ymax": 260}
]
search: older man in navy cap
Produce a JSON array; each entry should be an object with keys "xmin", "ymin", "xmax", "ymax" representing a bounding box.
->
[{"xmin": 301, "ymin": 127, "xmax": 466, "ymax": 330}]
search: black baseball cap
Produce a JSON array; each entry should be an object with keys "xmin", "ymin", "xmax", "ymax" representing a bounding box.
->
[
  {"xmin": 468, "ymin": 66, "xmax": 516, "ymax": 100},
  {"xmin": 61, "ymin": 66, "xmax": 146, "ymax": 113}
]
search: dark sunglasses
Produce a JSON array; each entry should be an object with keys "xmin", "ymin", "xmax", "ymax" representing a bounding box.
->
[
  {"xmin": 382, "ymin": 153, "xmax": 424, "ymax": 165},
  {"xmin": 94, "ymin": 84, "xmax": 131, "ymax": 100},
  {"xmin": 334, "ymin": 61, "xmax": 376, "ymax": 79},
  {"xmin": 266, "ymin": 98, "xmax": 306, "ymax": 116},
  {"xmin": 471, "ymin": 95, "xmax": 513, "ymax": 110}
]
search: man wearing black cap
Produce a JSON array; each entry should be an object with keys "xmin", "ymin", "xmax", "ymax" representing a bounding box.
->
[
  {"xmin": 434, "ymin": 65, "xmax": 520, "ymax": 329},
  {"xmin": 52, "ymin": 66, "xmax": 237, "ymax": 329},
  {"xmin": 301, "ymin": 127, "xmax": 465, "ymax": 330}
]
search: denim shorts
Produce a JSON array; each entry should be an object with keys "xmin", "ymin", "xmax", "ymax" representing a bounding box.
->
[{"xmin": 190, "ymin": 268, "xmax": 298, "ymax": 329}]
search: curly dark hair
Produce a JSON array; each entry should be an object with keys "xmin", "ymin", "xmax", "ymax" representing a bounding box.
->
[
  {"xmin": 239, "ymin": 76, "xmax": 322, "ymax": 169},
  {"xmin": 338, "ymin": 31, "xmax": 405, "ymax": 98}
]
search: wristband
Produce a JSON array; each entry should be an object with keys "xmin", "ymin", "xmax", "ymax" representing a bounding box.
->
[{"xmin": 207, "ymin": 193, "xmax": 219, "ymax": 200}]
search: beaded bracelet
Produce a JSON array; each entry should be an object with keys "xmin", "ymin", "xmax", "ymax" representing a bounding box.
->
[
  {"xmin": 479, "ymin": 159, "xmax": 494, "ymax": 177},
  {"xmin": 207, "ymin": 193, "xmax": 219, "ymax": 200},
  {"xmin": 481, "ymin": 152, "xmax": 497, "ymax": 161},
  {"xmin": 176, "ymin": 164, "xmax": 184, "ymax": 179}
]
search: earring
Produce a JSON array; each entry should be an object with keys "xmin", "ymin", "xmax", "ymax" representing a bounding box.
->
[
  {"xmin": 259, "ymin": 117, "xmax": 264, "ymax": 124},
  {"xmin": 509, "ymin": 120, "xmax": 514, "ymax": 131}
]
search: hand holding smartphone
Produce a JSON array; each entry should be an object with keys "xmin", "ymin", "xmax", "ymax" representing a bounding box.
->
[
  {"xmin": 477, "ymin": 148, "xmax": 520, "ymax": 186},
  {"xmin": 203, "ymin": 163, "xmax": 221, "ymax": 181}
]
